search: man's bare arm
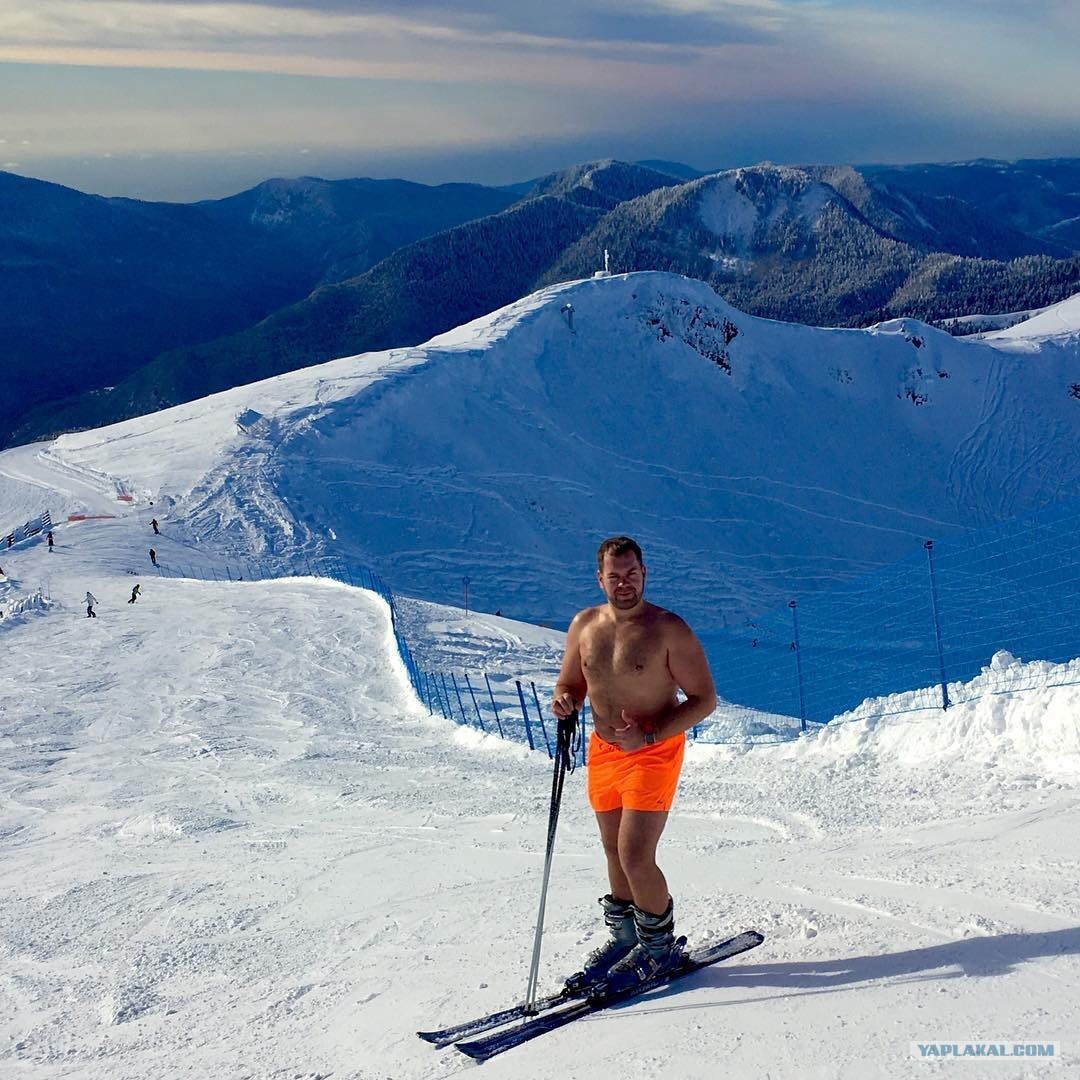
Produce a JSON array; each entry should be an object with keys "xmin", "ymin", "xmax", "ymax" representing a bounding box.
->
[
  {"xmin": 552, "ymin": 611, "xmax": 589, "ymax": 718},
  {"xmin": 655, "ymin": 618, "xmax": 717, "ymax": 740}
]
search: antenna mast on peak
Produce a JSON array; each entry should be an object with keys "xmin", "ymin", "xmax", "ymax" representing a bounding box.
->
[{"xmin": 593, "ymin": 248, "xmax": 611, "ymax": 279}]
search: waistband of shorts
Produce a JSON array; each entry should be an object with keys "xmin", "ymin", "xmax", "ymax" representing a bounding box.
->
[{"xmin": 588, "ymin": 729, "xmax": 686, "ymax": 754}]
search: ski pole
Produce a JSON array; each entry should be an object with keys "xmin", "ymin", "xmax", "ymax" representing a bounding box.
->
[{"xmin": 523, "ymin": 709, "xmax": 581, "ymax": 1015}]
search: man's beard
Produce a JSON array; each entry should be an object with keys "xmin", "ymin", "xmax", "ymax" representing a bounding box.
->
[{"xmin": 610, "ymin": 589, "xmax": 641, "ymax": 610}]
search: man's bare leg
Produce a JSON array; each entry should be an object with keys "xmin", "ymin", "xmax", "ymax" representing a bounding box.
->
[
  {"xmin": 595, "ymin": 809, "xmax": 631, "ymax": 901},
  {"xmin": 596, "ymin": 808, "xmax": 671, "ymax": 913},
  {"xmin": 581, "ymin": 808, "xmax": 678, "ymax": 991},
  {"xmin": 615, "ymin": 809, "xmax": 670, "ymax": 915}
]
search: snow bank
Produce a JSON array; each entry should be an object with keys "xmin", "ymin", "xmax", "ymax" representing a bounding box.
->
[
  {"xmin": 805, "ymin": 654, "xmax": 1080, "ymax": 780},
  {"xmin": 0, "ymin": 586, "xmax": 50, "ymax": 624}
]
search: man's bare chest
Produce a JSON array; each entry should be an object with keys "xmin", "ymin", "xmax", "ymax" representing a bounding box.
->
[{"xmin": 580, "ymin": 625, "xmax": 665, "ymax": 680}]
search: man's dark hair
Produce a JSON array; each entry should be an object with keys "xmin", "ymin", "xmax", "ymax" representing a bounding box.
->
[{"xmin": 596, "ymin": 535, "xmax": 643, "ymax": 572}]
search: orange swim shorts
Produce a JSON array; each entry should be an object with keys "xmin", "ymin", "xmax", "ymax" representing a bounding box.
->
[{"xmin": 586, "ymin": 730, "xmax": 686, "ymax": 813}]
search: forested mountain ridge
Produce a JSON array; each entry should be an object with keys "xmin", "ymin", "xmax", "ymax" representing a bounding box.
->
[{"xmin": 5, "ymin": 157, "xmax": 1078, "ymax": 446}]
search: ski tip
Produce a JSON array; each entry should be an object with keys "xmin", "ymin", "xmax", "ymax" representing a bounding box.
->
[
  {"xmin": 723, "ymin": 929, "xmax": 765, "ymax": 945},
  {"xmin": 725, "ymin": 929, "xmax": 765, "ymax": 951},
  {"xmin": 455, "ymin": 1041, "xmax": 495, "ymax": 1063}
]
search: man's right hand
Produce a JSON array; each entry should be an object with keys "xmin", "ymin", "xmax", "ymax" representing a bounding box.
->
[{"xmin": 551, "ymin": 690, "xmax": 578, "ymax": 718}]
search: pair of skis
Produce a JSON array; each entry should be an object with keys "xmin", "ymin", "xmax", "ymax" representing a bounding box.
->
[{"xmin": 418, "ymin": 929, "xmax": 764, "ymax": 1062}]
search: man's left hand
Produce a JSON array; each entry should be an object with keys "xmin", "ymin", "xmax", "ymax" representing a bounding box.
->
[{"xmin": 610, "ymin": 709, "xmax": 649, "ymax": 752}]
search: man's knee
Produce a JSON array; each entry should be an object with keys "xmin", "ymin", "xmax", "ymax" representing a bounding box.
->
[
  {"xmin": 595, "ymin": 811, "xmax": 622, "ymax": 860},
  {"xmin": 616, "ymin": 839, "xmax": 658, "ymax": 879}
]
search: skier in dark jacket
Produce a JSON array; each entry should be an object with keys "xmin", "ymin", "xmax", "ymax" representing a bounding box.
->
[
  {"xmin": 149, "ymin": 548, "xmax": 157, "ymax": 566},
  {"xmin": 128, "ymin": 584, "xmax": 141, "ymax": 604}
]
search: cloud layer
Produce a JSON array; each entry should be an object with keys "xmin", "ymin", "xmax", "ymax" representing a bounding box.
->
[{"xmin": 0, "ymin": 0, "xmax": 1076, "ymax": 198}]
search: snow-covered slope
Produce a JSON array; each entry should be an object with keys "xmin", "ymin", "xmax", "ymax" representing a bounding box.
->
[
  {"xmin": 1, "ymin": 521, "xmax": 1078, "ymax": 1078},
  {"xmin": 696, "ymin": 166, "xmax": 837, "ymax": 261},
  {"xmin": 983, "ymin": 289, "xmax": 1080, "ymax": 342},
  {"xmin": 1, "ymin": 272, "xmax": 1077, "ymax": 628}
]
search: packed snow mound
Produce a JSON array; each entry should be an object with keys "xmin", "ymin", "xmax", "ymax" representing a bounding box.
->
[
  {"xmin": 2, "ymin": 271, "xmax": 1078, "ymax": 628},
  {"xmin": 985, "ymin": 289, "xmax": 1080, "ymax": 341},
  {"xmin": 796, "ymin": 654, "xmax": 1080, "ymax": 780}
]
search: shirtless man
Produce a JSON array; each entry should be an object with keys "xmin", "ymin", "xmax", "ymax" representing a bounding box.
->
[{"xmin": 552, "ymin": 536, "xmax": 717, "ymax": 992}]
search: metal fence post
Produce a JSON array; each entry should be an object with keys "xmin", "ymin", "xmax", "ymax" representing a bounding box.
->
[
  {"xmin": 789, "ymin": 600, "xmax": 808, "ymax": 732},
  {"xmin": 530, "ymin": 681, "xmax": 553, "ymax": 756},
  {"xmin": 515, "ymin": 680, "xmax": 536, "ymax": 751},
  {"xmin": 484, "ymin": 673, "xmax": 505, "ymax": 738},
  {"xmin": 397, "ymin": 639, "xmax": 413, "ymax": 686},
  {"xmin": 464, "ymin": 673, "xmax": 487, "ymax": 732},
  {"xmin": 440, "ymin": 673, "xmax": 456, "ymax": 723},
  {"xmin": 450, "ymin": 673, "xmax": 470, "ymax": 726},
  {"xmin": 924, "ymin": 540, "xmax": 951, "ymax": 710},
  {"xmin": 438, "ymin": 672, "xmax": 451, "ymax": 719},
  {"xmin": 427, "ymin": 671, "xmax": 446, "ymax": 718}
]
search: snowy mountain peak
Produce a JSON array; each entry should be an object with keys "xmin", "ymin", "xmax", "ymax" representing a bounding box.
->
[{"xmin": 687, "ymin": 167, "xmax": 844, "ymax": 259}]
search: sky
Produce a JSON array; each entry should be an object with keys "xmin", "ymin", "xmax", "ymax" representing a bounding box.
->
[{"xmin": 0, "ymin": 0, "xmax": 1078, "ymax": 201}]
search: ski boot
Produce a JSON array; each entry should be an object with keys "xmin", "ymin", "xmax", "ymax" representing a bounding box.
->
[
  {"xmin": 600, "ymin": 898, "xmax": 686, "ymax": 995},
  {"xmin": 564, "ymin": 895, "xmax": 638, "ymax": 993}
]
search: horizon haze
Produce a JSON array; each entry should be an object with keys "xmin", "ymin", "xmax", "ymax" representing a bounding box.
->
[{"xmin": 1, "ymin": 0, "xmax": 1078, "ymax": 200}]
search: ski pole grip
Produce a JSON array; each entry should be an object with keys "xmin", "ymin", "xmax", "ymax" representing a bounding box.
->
[
  {"xmin": 556, "ymin": 710, "xmax": 580, "ymax": 771},
  {"xmin": 557, "ymin": 709, "xmax": 578, "ymax": 740}
]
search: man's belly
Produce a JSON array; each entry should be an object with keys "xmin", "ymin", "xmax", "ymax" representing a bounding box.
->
[{"xmin": 588, "ymin": 686, "xmax": 678, "ymax": 741}]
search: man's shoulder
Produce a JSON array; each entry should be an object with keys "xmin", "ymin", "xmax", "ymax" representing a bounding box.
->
[
  {"xmin": 569, "ymin": 604, "xmax": 606, "ymax": 630},
  {"xmin": 648, "ymin": 604, "xmax": 695, "ymax": 635}
]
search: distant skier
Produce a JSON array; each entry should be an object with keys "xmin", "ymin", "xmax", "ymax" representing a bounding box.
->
[
  {"xmin": 47, "ymin": 531, "xmax": 54, "ymax": 551},
  {"xmin": 85, "ymin": 591, "xmax": 98, "ymax": 618},
  {"xmin": 150, "ymin": 518, "xmax": 159, "ymax": 535},
  {"xmin": 128, "ymin": 584, "xmax": 141, "ymax": 604},
  {"xmin": 552, "ymin": 536, "xmax": 716, "ymax": 994},
  {"xmin": 149, "ymin": 548, "xmax": 157, "ymax": 566}
]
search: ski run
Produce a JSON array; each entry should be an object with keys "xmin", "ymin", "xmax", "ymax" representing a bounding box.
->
[{"xmin": 2, "ymin": 272, "xmax": 1079, "ymax": 1078}]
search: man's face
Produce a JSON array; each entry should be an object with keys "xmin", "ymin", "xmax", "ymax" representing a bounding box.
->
[{"xmin": 598, "ymin": 551, "xmax": 646, "ymax": 611}]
